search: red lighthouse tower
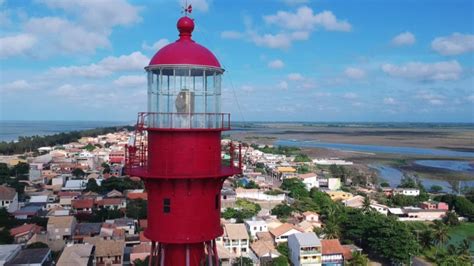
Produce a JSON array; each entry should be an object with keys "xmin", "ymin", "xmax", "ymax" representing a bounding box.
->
[{"xmin": 126, "ymin": 13, "xmax": 242, "ymax": 266}]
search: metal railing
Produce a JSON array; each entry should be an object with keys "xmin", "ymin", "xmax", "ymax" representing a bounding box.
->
[{"xmin": 136, "ymin": 112, "xmax": 231, "ymax": 130}]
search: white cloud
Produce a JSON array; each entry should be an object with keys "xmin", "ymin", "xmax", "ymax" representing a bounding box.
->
[
  {"xmin": 467, "ymin": 94, "xmax": 474, "ymax": 103},
  {"xmin": 383, "ymin": 97, "xmax": 397, "ymax": 105},
  {"xmin": 51, "ymin": 51, "xmax": 149, "ymax": 78},
  {"xmin": 1, "ymin": 80, "xmax": 32, "ymax": 91},
  {"xmin": 344, "ymin": 67, "xmax": 366, "ymax": 79},
  {"xmin": 416, "ymin": 90, "xmax": 445, "ymax": 105},
  {"xmin": 222, "ymin": 6, "xmax": 348, "ymax": 49},
  {"xmin": 39, "ymin": 0, "xmax": 141, "ymax": 30},
  {"xmin": 250, "ymin": 32, "xmax": 295, "ymax": 49},
  {"xmin": 24, "ymin": 17, "xmax": 110, "ymax": 54},
  {"xmin": 264, "ymin": 6, "xmax": 352, "ymax": 32},
  {"xmin": 431, "ymin": 33, "xmax": 474, "ymax": 56},
  {"xmin": 221, "ymin": 31, "xmax": 243, "ymax": 39},
  {"xmin": 0, "ymin": 34, "xmax": 36, "ymax": 58},
  {"xmin": 277, "ymin": 81, "xmax": 289, "ymax": 90},
  {"xmin": 283, "ymin": 0, "xmax": 309, "ymax": 5},
  {"xmin": 113, "ymin": 75, "xmax": 146, "ymax": 87},
  {"xmin": 343, "ymin": 92, "xmax": 358, "ymax": 99},
  {"xmin": 268, "ymin": 59, "xmax": 285, "ymax": 69},
  {"xmin": 178, "ymin": 0, "xmax": 210, "ymax": 12},
  {"xmin": 287, "ymin": 73, "xmax": 304, "ymax": 81},
  {"xmin": 391, "ymin": 31, "xmax": 416, "ymax": 46},
  {"xmin": 381, "ymin": 60, "xmax": 462, "ymax": 81},
  {"xmin": 142, "ymin": 39, "xmax": 170, "ymax": 51},
  {"xmin": 241, "ymin": 85, "xmax": 254, "ymax": 93}
]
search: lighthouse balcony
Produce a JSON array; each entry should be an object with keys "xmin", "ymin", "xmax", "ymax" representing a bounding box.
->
[{"xmin": 136, "ymin": 112, "xmax": 230, "ymax": 130}]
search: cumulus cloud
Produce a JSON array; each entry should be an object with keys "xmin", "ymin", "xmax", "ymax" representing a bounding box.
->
[
  {"xmin": 7, "ymin": 0, "xmax": 142, "ymax": 56},
  {"xmin": 142, "ymin": 39, "xmax": 170, "ymax": 51},
  {"xmin": 342, "ymin": 92, "xmax": 358, "ymax": 99},
  {"xmin": 39, "ymin": 0, "xmax": 141, "ymax": 30},
  {"xmin": 283, "ymin": 0, "xmax": 309, "ymax": 5},
  {"xmin": 344, "ymin": 67, "xmax": 366, "ymax": 79},
  {"xmin": 24, "ymin": 17, "xmax": 111, "ymax": 55},
  {"xmin": 431, "ymin": 33, "xmax": 474, "ymax": 56},
  {"xmin": 277, "ymin": 81, "xmax": 289, "ymax": 90},
  {"xmin": 221, "ymin": 6, "xmax": 349, "ymax": 49},
  {"xmin": 383, "ymin": 97, "xmax": 397, "ymax": 105},
  {"xmin": 50, "ymin": 51, "xmax": 149, "ymax": 78},
  {"xmin": 264, "ymin": 6, "xmax": 351, "ymax": 32},
  {"xmin": 268, "ymin": 59, "xmax": 285, "ymax": 69},
  {"xmin": 221, "ymin": 31, "xmax": 243, "ymax": 39},
  {"xmin": 381, "ymin": 60, "xmax": 462, "ymax": 81},
  {"xmin": 287, "ymin": 73, "xmax": 304, "ymax": 81},
  {"xmin": 1, "ymin": 80, "xmax": 32, "ymax": 92},
  {"xmin": 0, "ymin": 34, "xmax": 36, "ymax": 58},
  {"xmin": 113, "ymin": 75, "xmax": 146, "ymax": 87},
  {"xmin": 391, "ymin": 31, "xmax": 416, "ymax": 46},
  {"xmin": 416, "ymin": 90, "xmax": 445, "ymax": 105}
]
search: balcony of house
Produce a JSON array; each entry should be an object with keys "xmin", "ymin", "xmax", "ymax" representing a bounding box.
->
[
  {"xmin": 300, "ymin": 255, "xmax": 322, "ymax": 264},
  {"xmin": 300, "ymin": 246, "xmax": 321, "ymax": 255}
]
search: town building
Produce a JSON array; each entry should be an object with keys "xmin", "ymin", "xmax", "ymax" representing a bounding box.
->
[
  {"xmin": 47, "ymin": 216, "xmax": 77, "ymax": 241},
  {"xmin": 0, "ymin": 186, "xmax": 19, "ymax": 213},
  {"xmin": 217, "ymin": 223, "xmax": 249, "ymax": 257},
  {"xmin": 6, "ymin": 248, "xmax": 53, "ymax": 266},
  {"xmin": 321, "ymin": 239, "xmax": 346, "ymax": 266},
  {"xmin": 270, "ymin": 223, "xmax": 303, "ymax": 244},
  {"xmin": 288, "ymin": 232, "xmax": 322, "ymax": 266},
  {"xmin": 57, "ymin": 243, "xmax": 94, "ymax": 266},
  {"xmin": 244, "ymin": 219, "xmax": 268, "ymax": 238}
]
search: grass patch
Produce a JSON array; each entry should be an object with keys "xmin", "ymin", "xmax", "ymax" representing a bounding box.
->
[{"xmin": 447, "ymin": 222, "xmax": 474, "ymax": 254}]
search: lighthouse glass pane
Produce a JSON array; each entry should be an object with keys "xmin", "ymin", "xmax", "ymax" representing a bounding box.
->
[{"xmin": 147, "ymin": 66, "xmax": 223, "ymax": 128}]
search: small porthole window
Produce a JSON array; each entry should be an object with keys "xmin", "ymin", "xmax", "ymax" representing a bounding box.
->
[{"xmin": 163, "ymin": 198, "xmax": 171, "ymax": 213}]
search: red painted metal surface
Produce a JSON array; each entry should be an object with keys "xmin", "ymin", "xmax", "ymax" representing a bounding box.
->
[{"xmin": 149, "ymin": 16, "xmax": 221, "ymax": 68}]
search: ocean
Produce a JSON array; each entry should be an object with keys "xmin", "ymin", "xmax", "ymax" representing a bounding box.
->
[{"xmin": 0, "ymin": 120, "xmax": 132, "ymax": 142}]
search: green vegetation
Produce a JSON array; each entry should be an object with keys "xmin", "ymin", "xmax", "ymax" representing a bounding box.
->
[
  {"xmin": 100, "ymin": 177, "xmax": 144, "ymax": 193},
  {"xmin": 0, "ymin": 126, "xmax": 133, "ymax": 155},
  {"xmin": 71, "ymin": 168, "xmax": 85, "ymax": 178},
  {"xmin": 293, "ymin": 153, "xmax": 311, "ymax": 162},
  {"xmin": 232, "ymin": 257, "xmax": 253, "ymax": 266},
  {"xmin": 280, "ymin": 179, "xmax": 308, "ymax": 200},
  {"xmin": 0, "ymin": 162, "xmax": 29, "ymax": 197},
  {"xmin": 271, "ymin": 204, "xmax": 294, "ymax": 219},
  {"xmin": 263, "ymin": 189, "xmax": 284, "ymax": 195},
  {"xmin": 126, "ymin": 199, "xmax": 147, "ymax": 219},
  {"xmin": 251, "ymin": 145, "xmax": 301, "ymax": 156},
  {"xmin": 434, "ymin": 194, "xmax": 474, "ymax": 219},
  {"xmin": 222, "ymin": 199, "xmax": 261, "ymax": 222}
]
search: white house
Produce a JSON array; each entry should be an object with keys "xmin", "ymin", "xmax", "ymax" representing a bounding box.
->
[
  {"xmin": 244, "ymin": 219, "xmax": 268, "ymax": 238},
  {"xmin": 235, "ymin": 188, "xmax": 285, "ymax": 202},
  {"xmin": 299, "ymin": 173, "xmax": 318, "ymax": 191},
  {"xmin": 393, "ymin": 188, "xmax": 420, "ymax": 196},
  {"xmin": 0, "ymin": 186, "xmax": 19, "ymax": 213},
  {"xmin": 216, "ymin": 223, "xmax": 249, "ymax": 258},
  {"xmin": 270, "ymin": 223, "xmax": 304, "ymax": 244},
  {"xmin": 288, "ymin": 232, "xmax": 322, "ymax": 266},
  {"xmin": 302, "ymin": 211, "xmax": 319, "ymax": 223}
]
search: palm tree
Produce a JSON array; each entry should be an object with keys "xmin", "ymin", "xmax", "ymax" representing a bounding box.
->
[
  {"xmin": 323, "ymin": 221, "xmax": 341, "ymax": 239},
  {"xmin": 431, "ymin": 220, "xmax": 450, "ymax": 247},
  {"xmin": 443, "ymin": 211, "xmax": 459, "ymax": 226},
  {"xmin": 362, "ymin": 196, "xmax": 372, "ymax": 213},
  {"xmin": 419, "ymin": 228, "xmax": 434, "ymax": 250},
  {"xmin": 349, "ymin": 252, "xmax": 369, "ymax": 266}
]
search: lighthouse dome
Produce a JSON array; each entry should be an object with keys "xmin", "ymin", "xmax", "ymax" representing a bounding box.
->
[{"xmin": 148, "ymin": 16, "xmax": 221, "ymax": 69}]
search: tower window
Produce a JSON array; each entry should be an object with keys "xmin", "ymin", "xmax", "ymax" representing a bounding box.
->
[
  {"xmin": 163, "ymin": 198, "xmax": 171, "ymax": 213},
  {"xmin": 215, "ymin": 194, "xmax": 219, "ymax": 210}
]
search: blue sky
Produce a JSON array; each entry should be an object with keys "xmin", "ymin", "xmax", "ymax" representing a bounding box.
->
[{"xmin": 0, "ymin": 0, "xmax": 473, "ymax": 122}]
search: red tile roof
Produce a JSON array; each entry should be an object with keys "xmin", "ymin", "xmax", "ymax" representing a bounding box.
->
[
  {"xmin": 10, "ymin": 224, "xmax": 42, "ymax": 236},
  {"xmin": 96, "ymin": 198, "xmax": 124, "ymax": 206},
  {"xmin": 139, "ymin": 231, "xmax": 150, "ymax": 242},
  {"xmin": 127, "ymin": 192, "xmax": 148, "ymax": 200},
  {"xmin": 321, "ymin": 239, "xmax": 345, "ymax": 255},
  {"xmin": 139, "ymin": 219, "xmax": 147, "ymax": 229},
  {"xmin": 72, "ymin": 198, "xmax": 94, "ymax": 209}
]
